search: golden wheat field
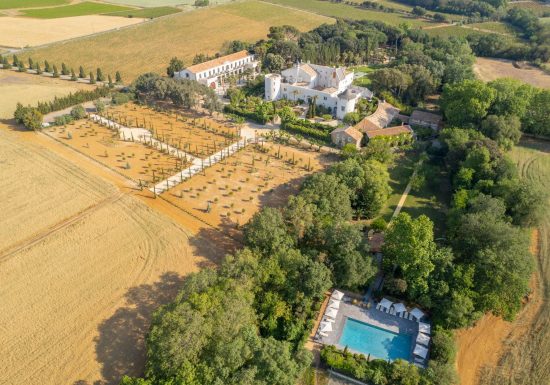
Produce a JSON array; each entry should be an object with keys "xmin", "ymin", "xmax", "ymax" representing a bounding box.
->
[
  {"xmin": 0, "ymin": 76, "xmax": 218, "ymax": 385},
  {"xmin": 0, "ymin": 15, "xmax": 145, "ymax": 48},
  {"xmin": 18, "ymin": 0, "xmax": 333, "ymax": 81}
]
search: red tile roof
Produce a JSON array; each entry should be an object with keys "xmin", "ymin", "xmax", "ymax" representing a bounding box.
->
[{"xmin": 186, "ymin": 50, "xmax": 251, "ymax": 74}]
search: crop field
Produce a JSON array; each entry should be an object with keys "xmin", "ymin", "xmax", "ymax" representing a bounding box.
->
[
  {"xmin": 21, "ymin": 1, "xmax": 135, "ymax": 18},
  {"xmin": 161, "ymin": 142, "xmax": 331, "ymax": 238},
  {"xmin": 104, "ymin": 0, "xmax": 232, "ymax": 5},
  {"xmin": 508, "ymin": 1, "xmax": 550, "ymax": 16},
  {"xmin": 468, "ymin": 21, "xmax": 518, "ymax": 35},
  {"xmin": 45, "ymin": 120, "xmax": 191, "ymax": 187},
  {"xmin": 0, "ymin": 71, "xmax": 92, "ymax": 119},
  {"xmin": 474, "ymin": 57, "xmax": 550, "ymax": 89},
  {"xmin": 18, "ymin": 0, "xmax": 332, "ymax": 81},
  {"xmin": 103, "ymin": 103, "xmax": 239, "ymax": 158},
  {"xmin": 106, "ymin": 6, "xmax": 181, "ymax": 18},
  {"xmin": 476, "ymin": 139, "xmax": 550, "ymax": 385},
  {"xmin": 0, "ymin": 15, "xmax": 145, "ymax": 48},
  {"xmin": 0, "ymin": 0, "xmax": 69, "ymax": 9},
  {"xmin": 264, "ymin": 0, "xmax": 433, "ymax": 27}
]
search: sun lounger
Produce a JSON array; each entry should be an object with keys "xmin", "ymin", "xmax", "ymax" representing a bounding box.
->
[
  {"xmin": 390, "ymin": 308, "xmax": 396, "ymax": 315},
  {"xmin": 404, "ymin": 311, "xmax": 409, "ymax": 319},
  {"xmin": 376, "ymin": 303, "xmax": 381, "ymax": 310},
  {"xmin": 409, "ymin": 313, "xmax": 414, "ymax": 320},
  {"xmin": 319, "ymin": 331, "xmax": 329, "ymax": 337}
]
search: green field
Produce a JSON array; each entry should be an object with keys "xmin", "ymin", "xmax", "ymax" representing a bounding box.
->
[
  {"xmin": 541, "ymin": 17, "xmax": 550, "ymax": 24},
  {"xmin": 265, "ymin": 0, "xmax": 433, "ymax": 27},
  {"xmin": 0, "ymin": 0, "xmax": 69, "ymax": 9},
  {"xmin": 106, "ymin": 6, "xmax": 181, "ymax": 18},
  {"xmin": 102, "ymin": 0, "xmax": 231, "ymax": 5},
  {"xmin": 469, "ymin": 21, "xmax": 518, "ymax": 35},
  {"xmin": 479, "ymin": 138, "xmax": 550, "ymax": 385},
  {"xmin": 18, "ymin": 0, "xmax": 332, "ymax": 81},
  {"xmin": 21, "ymin": 1, "xmax": 135, "ymax": 18},
  {"xmin": 508, "ymin": 1, "xmax": 550, "ymax": 17}
]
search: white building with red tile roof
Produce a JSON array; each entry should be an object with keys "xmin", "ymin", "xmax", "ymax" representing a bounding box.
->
[
  {"xmin": 175, "ymin": 50, "xmax": 258, "ymax": 90},
  {"xmin": 265, "ymin": 62, "xmax": 372, "ymax": 120}
]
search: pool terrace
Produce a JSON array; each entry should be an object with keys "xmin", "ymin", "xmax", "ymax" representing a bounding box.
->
[{"xmin": 315, "ymin": 294, "xmax": 427, "ymax": 365}]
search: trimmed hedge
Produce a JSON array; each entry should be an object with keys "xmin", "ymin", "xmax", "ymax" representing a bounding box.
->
[
  {"xmin": 223, "ymin": 104, "xmax": 272, "ymax": 124},
  {"xmin": 281, "ymin": 119, "xmax": 331, "ymax": 144},
  {"xmin": 35, "ymin": 87, "xmax": 110, "ymax": 115}
]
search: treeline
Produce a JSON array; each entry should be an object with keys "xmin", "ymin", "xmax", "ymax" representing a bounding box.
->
[
  {"xmin": 13, "ymin": 87, "xmax": 111, "ymax": 130},
  {"xmin": 1, "ymin": 55, "xmax": 123, "ymax": 84},
  {"xmin": 468, "ymin": 8, "xmax": 550, "ymax": 63},
  {"xmin": 391, "ymin": 0, "xmax": 507, "ymax": 18},
  {"xmin": 131, "ymin": 72, "xmax": 221, "ymax": 113},
  {"xmin": 441, "ymin": 78, "xmax": 550, "ymax": 138},
  {"xmin": 370, "ymin": 35, "xmax": 475, "ymax": 105},
  {"xmin": 118, "ymin": 149, "xmax": 401, "ymax": 385}
]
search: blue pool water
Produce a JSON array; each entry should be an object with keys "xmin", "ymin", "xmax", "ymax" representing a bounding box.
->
[{"xmin": 338, "ymin": 318, "xmax": 412, "ymax": 361}]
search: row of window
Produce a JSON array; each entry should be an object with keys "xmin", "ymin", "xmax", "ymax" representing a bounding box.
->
[{"xmin": 196, "ymin": 56, "xmax": 253, "ymax": 80}]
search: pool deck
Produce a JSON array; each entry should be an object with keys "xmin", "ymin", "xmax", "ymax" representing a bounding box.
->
[{"xmin": 317, "ymin": 300, "xmax": 420, "ymax": 362}]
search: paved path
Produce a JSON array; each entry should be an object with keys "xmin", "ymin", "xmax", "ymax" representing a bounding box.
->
[{"xmin": 150, "ymin": 138, "xmax": 249, "ymax": 194}]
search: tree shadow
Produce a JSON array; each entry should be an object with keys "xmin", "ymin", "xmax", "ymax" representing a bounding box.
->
[
  {"xmin": 93, "ymin": 271, "xmax": 185, "ymax": 385},
  {"xmin": 188, "ymin": 225, "xmax": 240, "ymax": 268}
]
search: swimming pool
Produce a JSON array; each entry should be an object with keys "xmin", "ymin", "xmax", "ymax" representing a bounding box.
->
[{"xmin": 338, "ymin": 318, "xmax": 412, "ymax": 361}]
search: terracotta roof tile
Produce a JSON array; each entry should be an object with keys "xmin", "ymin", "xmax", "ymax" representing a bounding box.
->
[{"xmin": 186, "ymin": 50, "xmax": 251, "ymax": 74}]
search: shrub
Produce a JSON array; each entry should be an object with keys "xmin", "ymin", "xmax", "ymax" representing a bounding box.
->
[
  {"xmin": 70, "ymin": 105, "xmax": 86, "ymax": 119},
  {"xmin": 370, "ymin": 217, "xmax": 388, "ymax": 231}
]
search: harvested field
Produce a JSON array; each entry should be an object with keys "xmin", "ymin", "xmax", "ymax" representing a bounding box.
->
[
  {"xmin": 474, "ymin": 57, "xmax": 550, "ymax": 88},
  {"xmin": 20, "ymin": 1, "xmax": 135, "ymax": 18},
  {"xmin": 18, "ymin": 0, "xmax": 332, "ymax": 80},
  {"xmin": 161, "ymin": 142, "xmax": 332, "ymax": 238},
  {"xmin": 106, "ymin": 6, "xmax": 181, "ymax": 18},
  {"xmin": 476, "ymin": 138, "xmax": 550, "ymax": 385},
  {"xmin": 0, "ymin": 70, "xmax": 92, "ymax": 119},
  {"xmin": 104, "ymin": 103, "xmax": 239, "ymax": 158},
  {"xmin": 0, "ymin": 15, "xmax": 145, "ymax": 48},
  {"xmin": 44, "ymin": 119, "xmax": 191, "ymax": 187},
  {"xmin": 0, "ymin": 124, "xmax": 208, "ymax": 385}
]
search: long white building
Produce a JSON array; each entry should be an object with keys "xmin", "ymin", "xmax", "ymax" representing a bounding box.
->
[
  {"xmin": 265, "ymin": 63, "xmax": 372, "ymax": 120},
  {"xmin": 175, "ymin": 50, "xmax": 258, "ymax": 90}
]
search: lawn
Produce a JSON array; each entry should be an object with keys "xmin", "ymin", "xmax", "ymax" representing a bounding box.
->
[
  {"xmin": 18, "ymin": 0, "xmax": 332, "ymax": 81},
  {"xmin": 106, "ymin": 6, "xmax": 181, "ymax": 18},
  {"xmin": 0, "ymin": 0, "xmax": 68, "ymax": 9},
  {"xmin": 380, "ymin": 148, "xmax": 449, "ymax": 236},
  {"xmin": 264, "ymin": 0, "xmax": 433, "ymax": 27},
  {"xmin": 21, "ymin": 1, "xmax": 135, "ymax": 18},
  {"xmin": 541, "ymin": 17, "xmax": 550, "ymax": 24}
]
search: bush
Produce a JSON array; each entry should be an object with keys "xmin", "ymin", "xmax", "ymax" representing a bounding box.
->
[
  {"xmin": 94, "ymin": 100, "xmax": 105, "ymax": 113},
  {"xmin": 281, "ymin": 119, "xmax": 331, "ymax": 143},
  {"xmin": 112, "ymin": 92, "xmax": 131, "ymax": 105},
  {"xmin": 14, "ymin": 104, "xmax": 43, "ymax": 130},
  {"xmin": 70, "ymin": 105, "xmax": 86, "ymax": 119},
  {"xmin": 370, "ymin": 217, "xmax": 388, "ymax": 231},
  {"xmin": 54, "ymin": 114, "xmax": 74, "ymax": 126}
]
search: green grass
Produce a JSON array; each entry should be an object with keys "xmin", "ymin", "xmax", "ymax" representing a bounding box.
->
[
  {"xmin": 508, "ymin": 1, "xmax": 550, "ymax": 17},
  {"xmin": 21, "ymin": 1, "xmax": 135, "ymax": 18},
  {"xmin": 106, "ymin": 6, "xmax": 181, "ymax": 18},
  {"xmin": 541, "ymin": 17, "xmax": 550, "ymax": 24},
  {"xmin": 0, "ymin": 0, "xmax": 69, "ymax": 9},
  {"xmin": 380, "ymin": 148, "xmax": 449, "ymax": 236},
  {"xmin": 264, "ymin": 0, "xmax": 433, "ymax": 27},
  {"xmin": 102, "ymin": 0, "xmax": 231, "ymax": 5},
  {"xmin": 468, "ymin": 21, "xmax": 518, "ymax": 35}
]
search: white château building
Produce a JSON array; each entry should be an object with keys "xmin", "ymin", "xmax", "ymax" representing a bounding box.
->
[
  {"xmin": 265, "ymin": 63, "xmax": 372, "ymax": 120},
  {"xmin": 175, "ymin": 50, "xmax": 258, "ymax": 90}
]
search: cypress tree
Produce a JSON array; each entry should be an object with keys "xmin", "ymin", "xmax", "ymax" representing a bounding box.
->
[
  {"xmin": 35, "ymin": 62, "xmax": 42, "ymax": 75},
  {"xmin": 52, "ymin": 65, "xmax": 59, "ymax": 78},
  {"xmin": 61, "ymin": 62, "xmax": 69, "ymax": 76},
  {"xmin": 96, "ymin": 68, "xmax": 104, "ymax": 82},
  {"xmin": 12, "ymin": 54, "xmax": 18, "ymax": 66},
  {"xmin": 18, "ymin": 62, "xmax": 26, "ymax": 72},
  {"xmin": 89, "ymin": 72, "xmax": 96, "ymax": 84},
  {"xmin": 45, "ymin": 60, "xmax": 51, "ymax": 72},
  {"xmin": 1, "ymin": 56, "xmax": 9, "ymax": 69},
  {"xmin": 108, "ymin": 74, "xmax": 113, "ymax": 88},
  {"xmin": 115, "ymin": 71, "xmax": 122, "ymax": 83},
  {"xmin": 70, "ymin": 68, "xmax": 77, "ymax": 81},
  {"xmin": 79, "ymin": 66, "xmax": 85, "ymax": 78},
  {"xmin": 28, "ymin": 57, "xmax": 33, "ymax": 70}
]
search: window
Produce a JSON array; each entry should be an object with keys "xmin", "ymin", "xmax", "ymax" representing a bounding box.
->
[
  {"xmin": 323, "ymin": 96, "xmax": 327, "ymax": 100},
  {"xmin": 341, "ymin": 106, "xmax": 345, "ymax": 112}
]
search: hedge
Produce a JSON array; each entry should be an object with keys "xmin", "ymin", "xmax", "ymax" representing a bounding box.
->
[{"xmin": 281, "ymin": 119, "xmax": 331, "ymax": 143}]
